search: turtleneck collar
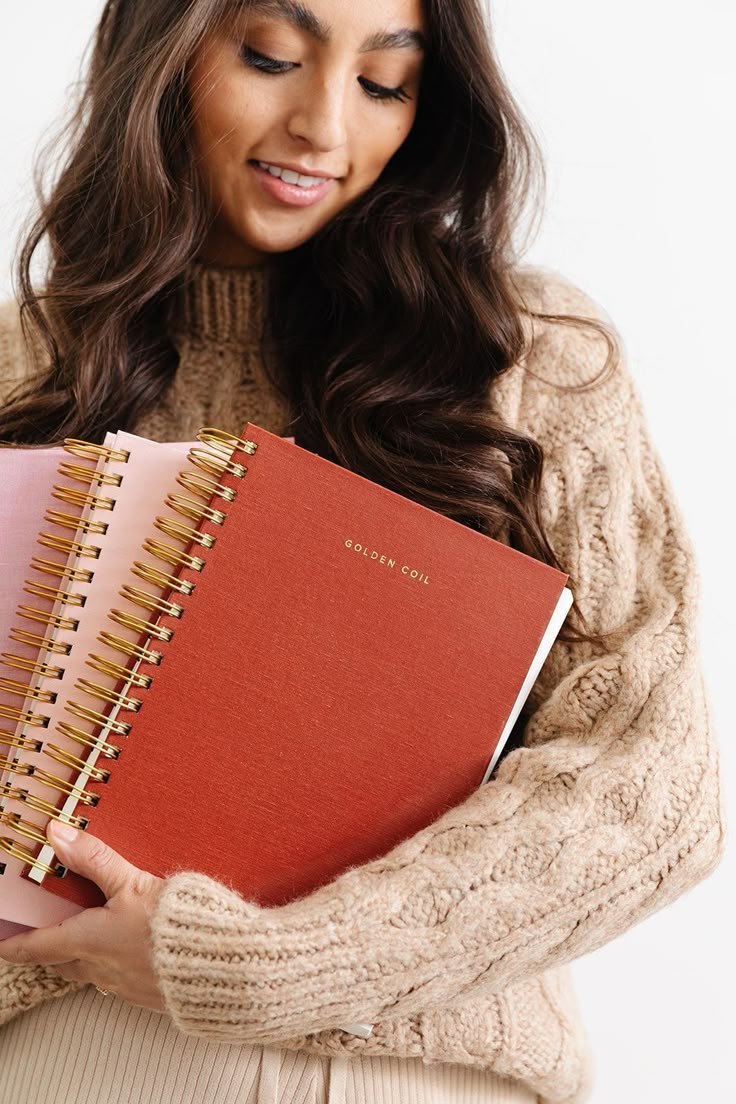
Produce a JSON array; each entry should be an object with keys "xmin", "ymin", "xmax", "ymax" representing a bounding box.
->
[{"xmin": 173, "ymin": 258, "xmax": 272, "ymax": 347}]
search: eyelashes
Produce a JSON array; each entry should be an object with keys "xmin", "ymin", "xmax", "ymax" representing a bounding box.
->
[{"xmin": 239, "ymin": 46, "xmax": 411, "ymax": 104}]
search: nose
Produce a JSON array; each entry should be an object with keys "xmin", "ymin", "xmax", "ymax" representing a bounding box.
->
[{"xmin": 286, "ymin": 72, "xmax": 349, "ymax": 153}]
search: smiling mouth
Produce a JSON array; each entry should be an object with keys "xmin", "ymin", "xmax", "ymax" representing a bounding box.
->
[
  {"xmin": 247, "ymin": 160, "xmax": 338, "ymax": 207},
  {"xmin": 249, "ymin": 158, "xmax": 337, "ymax": 182},
  {"xmin": 248, "ymin": 159, "xmax": 337, "ymax": 185}
]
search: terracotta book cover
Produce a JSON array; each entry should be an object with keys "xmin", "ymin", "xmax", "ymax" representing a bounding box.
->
[{"xmin": 32, "ymin": 423, "xmax": 570, "ymax": 910}]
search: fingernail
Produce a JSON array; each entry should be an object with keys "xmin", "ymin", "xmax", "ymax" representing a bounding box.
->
[{"xmin": 51, "ymin": 820, "xmax": 78, "ymax": 843}]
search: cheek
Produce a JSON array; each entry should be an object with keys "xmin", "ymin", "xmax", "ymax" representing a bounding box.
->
[
  {"xmin": 191, "ymin": 78, "xmax": 247, "ymax": 162},
  {"xmin": 188, "ymin": 44, "xmax": 260, "ymax": 170},
  {"xmin": 360, "ymin": 112, "xmax": 416, "ymax": 178}
]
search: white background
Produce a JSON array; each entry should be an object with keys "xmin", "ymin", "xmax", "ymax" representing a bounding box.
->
[{"xmin": 1, "ymin": 2, "xmax": 734, "ymax": 1100}]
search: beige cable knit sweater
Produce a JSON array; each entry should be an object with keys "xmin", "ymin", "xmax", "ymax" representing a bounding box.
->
[{"xmin": 0, "ymin": 260, "xmax": 726, "ymax": 1104}]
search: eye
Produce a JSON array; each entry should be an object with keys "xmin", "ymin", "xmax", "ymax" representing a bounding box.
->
[
  {"xmin": 358, "ymin": 77, "xmax": 411, "ymax": 105},
  {"xmin": 239, "ymin": 45, "xmax": 294, "ymax": 74},
  {"xmin": 239, "ymin": 46, "xmax": 412, "ymax": 105}
]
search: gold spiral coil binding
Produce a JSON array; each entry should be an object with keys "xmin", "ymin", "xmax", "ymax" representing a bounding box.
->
[
  {"xmin": 74, "ymin": 677, "xmax": 142, "ymax": 714},
  {"xmin": 184, "ymin": 432, "xmax": 253, "ymax": 516},
  {"xmin": 188, "ymin": 446, "xmax": 246, "ymax": 480},
  {"xmin": 163, "ymin": 493, "xmax": 226, "ymax": 526},
  {"xmin": 1, "ymin": 767, "xmax": 97, "ymax": 806},
  {"xmin": 58, "ymin": 460, "xmax": 122, "ymax": 488},
  {"xmin": 154, "ymin": 514, "xmax": 216, "ymax": 548},
  {"xmin": 1, "ymin": 653, "xmax": 64, "ymax": 679},
  {"xmin": 44, "ymin": 508, "xmax": 109, "ymax": 537},
  {"xmin": 64, "ymin": 700, "xmax": 131, "ymax": 738},
  {"xmin": 0, "ymin": 433, "xmax": 131, "ymax": 871},
  {"xmin": 141, "ymin": 538, "xmax": 205, "ymax": 574},
  {"xmin": 23, "ymin": 579, "xmax": 86, "ymax": 607},
  {"xmin": 177, "ymin": 469, "xmax": 236, "ymax": 503},
  {"xmin": 55, "ymin": 720, "xmax": 121, "ymax": 759},
  {"xmin": 98, "ymin": 631, "xmax": 163, "ymax": 666},
  {"xmin": 197, "ymin": 426, "xmax": 257, "ymax": 456},
  {"xmin": 0, "ymin": 753, "xmax": 32, "ymax": 775},
  {"xmin": 0, "ymin": 703, "xmax": 48, "ymax": 728},
  {"xmin": 0, "ymin": 810, "xmax": 47, "ymax": 847},
  {"xmin": 0, "ymin": 784, "xmax": 88, "ymax": 828},
  {"xmin": 24, "ymin": 765, "xmax": 100, "ymax": 805},
  {"xmin": 36, "ymin": 533, "xmax": 100, "ymax": 559},
  {"xmin": 9, "ymin": 628, "xmax": 71, "ymax": 656},
  {"xmin": 119, "ymin": 585, "xmax": 183, "ymax": 620},
  {"xmin": 0, "ymin": 837, "xmax": 62, "ymax": 876},
  {"xmin": 30, "ymin": 557, "xmax": 94, "ymax": 584},
  {"xmin": 52, "ymin": 485, "xmax": 116, "ymax": 512},
  {"xmin": 0, "ymin": 729, "xmax": 43, "ymax": 753},
  {"xmin": 86, "ymin": 652, "xmax": 152, "ymax": 689},
  {"xmin": 16, "ymin": 606, "xmax": 80, "ymax": 633},
  {"xmin": 43, "ymin": 744, "xmax": 111, "ymax": 783},
  {"xmin": 63, "ymin": 439, "xmax": 130, "ymax": 464},
  {"xmin": 0, "ymin": 678, "xmax": 56, "ymax": 705},
  {"xmin": 153, "ymin": 512, "xmax": 216, "ymax": 547},
  {"xmin": 107, "ymin": 608, "xmax": 174, "ymax": 643},
  {"xmin": 130, "ymin": 561, "xmax": 195, "ymax": 596}
]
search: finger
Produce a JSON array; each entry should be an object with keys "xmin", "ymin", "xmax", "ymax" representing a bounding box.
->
[
  {"xmin": 0, "ymin": 922, "xmax": 83, "ymax": 967},
  {"xmin": 0, "ymin": 902, "xmax": 107, "ymax": 967},
  {"xmin": 47, "ymin": 818, "xmax": 151, "ymax": 901}
]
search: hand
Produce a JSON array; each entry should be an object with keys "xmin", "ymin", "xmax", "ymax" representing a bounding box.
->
[{"xmin": 0, "ymin": 818, "xmax": 166, "ymax": 1012}]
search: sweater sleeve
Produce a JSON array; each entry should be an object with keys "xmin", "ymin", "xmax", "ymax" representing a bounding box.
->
[
  {"xmin": 0, "ymin": 299, "xmax": 40, "ymax": 408},
  {"xmin": 148, "ymin": 308, "xmax": 726, "ymax": 1044}
]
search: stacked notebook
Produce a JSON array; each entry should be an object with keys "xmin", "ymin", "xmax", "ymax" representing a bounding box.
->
[
  {"xmin": 0, "ymin": 423, "xmax": 572, "ymax": 1022},
  {"xmin": 0, "ymin": 444, "xmax": 85, "ymax": 939},
  {"xmin": 0, "ymin": 434, "xmax": 196, "ymax": 936}
]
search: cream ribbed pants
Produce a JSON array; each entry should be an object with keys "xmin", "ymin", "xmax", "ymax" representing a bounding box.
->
[{"xmin": 0, "ymin": 986, "xmax": 539, "ymax": 1104}]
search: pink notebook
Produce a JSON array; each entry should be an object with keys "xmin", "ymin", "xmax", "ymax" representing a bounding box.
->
[
  {"xmin": 0, "ymin": 446, "xmax": 97, "ymax": 938},
  {"xmin": 0, "ymin": 434, "xmax": 191, "ymax": 932}
]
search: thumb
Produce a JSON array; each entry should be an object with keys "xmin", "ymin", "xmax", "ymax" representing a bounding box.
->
[{"xmin": 47, "ymin": 818, "xmax": 141, "ymax": 901}]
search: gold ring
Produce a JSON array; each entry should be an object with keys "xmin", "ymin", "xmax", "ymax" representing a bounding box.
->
[{"xmin": 95, "ymin": 985, "xmax": 111, "ymax": 996}]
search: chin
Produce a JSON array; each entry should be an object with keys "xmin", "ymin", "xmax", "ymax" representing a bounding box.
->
[{"xmin": 239, "ymin": 229, "xmax": 318, "ymax": 257}]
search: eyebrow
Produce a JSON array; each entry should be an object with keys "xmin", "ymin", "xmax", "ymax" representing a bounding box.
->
[{"xmin": 241, "ymin": 0, "xmax": 427, "ymax": 54}]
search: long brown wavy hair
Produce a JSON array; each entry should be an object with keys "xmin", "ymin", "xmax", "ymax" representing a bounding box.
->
[{"xmin": 0, "ymin": 0, "xmax": 622, "ymax": 656}]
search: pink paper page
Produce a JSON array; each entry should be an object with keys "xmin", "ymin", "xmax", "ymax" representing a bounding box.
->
[
  {"xmin": 1, "ymin": 446, "xmax": 69, "ymax": 729},
  {"xmin": 0, "ymin": 433, "xmax": 192, "ymax": 928},
  {"xmin": 0, "ymin": 444, "xmax": 99, "ymax": 936}
]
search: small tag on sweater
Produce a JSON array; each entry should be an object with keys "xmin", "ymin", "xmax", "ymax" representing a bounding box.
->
[{"xmin": 340, "ymin": 1022, "xmax": 374, "ymax": 1038}]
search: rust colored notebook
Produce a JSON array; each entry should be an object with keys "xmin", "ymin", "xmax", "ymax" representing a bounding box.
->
[{"xmin": 27, "ymin": 423, "xmax": 572, "ymax": 911}]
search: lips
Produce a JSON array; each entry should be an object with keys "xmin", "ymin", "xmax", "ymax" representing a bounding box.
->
[
  {"xmin": 249, "ymin": 159, "xmax": 337, "ymax": 180},
  {"xmin": 248, "ymin": 159, "xmax": 338, "ymax": 208}
]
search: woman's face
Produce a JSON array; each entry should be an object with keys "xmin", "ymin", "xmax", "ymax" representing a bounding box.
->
[{"xmin": 187, "ymin": 0, "xmax": 426, "ymax": 266}]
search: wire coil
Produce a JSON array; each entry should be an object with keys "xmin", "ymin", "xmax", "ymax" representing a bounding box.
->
[
  {"xmin": 0, "ymin": 427, "xmax": 256, "ymax": 878},
  {"xmin": 0, "ymin": 437, "xmax": 130, "ymax": 874}
]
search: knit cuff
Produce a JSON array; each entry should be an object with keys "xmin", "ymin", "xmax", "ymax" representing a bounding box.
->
[{"xmin": 150, "ymin": 870, "xmax": 266, "ymax": 1041}]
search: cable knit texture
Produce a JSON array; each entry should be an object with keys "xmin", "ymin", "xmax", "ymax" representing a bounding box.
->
[{"xmin": 0, "ymin": 260, "xmax": 726, "ymax": 1104}]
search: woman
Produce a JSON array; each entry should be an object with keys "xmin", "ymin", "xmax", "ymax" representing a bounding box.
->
[{"xmin": 0, "ymin": 1, "xmax": 725, "ymax": 1102}]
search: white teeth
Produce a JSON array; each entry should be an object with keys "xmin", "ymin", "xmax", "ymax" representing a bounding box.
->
[{"xmin": 256, "ymin": 161, "xmax": 328, "ymax": 188}]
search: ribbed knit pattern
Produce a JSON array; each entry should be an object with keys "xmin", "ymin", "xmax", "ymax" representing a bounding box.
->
[
  {"xmin": 0, "ymin": 984, "xmax": 537, "ymax": 1104},
  {"xmin": 0, "ymin": 260, "xmax": 726, "ymax": 1104},
  {"xmin": 134, "ymin": 260, "xmax": 291, "ymax": 443}
]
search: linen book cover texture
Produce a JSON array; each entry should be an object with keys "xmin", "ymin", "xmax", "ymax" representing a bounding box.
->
[{"xmin": 36, "ymin": 423, "xmax": 569, "ymax": 910}]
